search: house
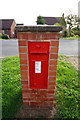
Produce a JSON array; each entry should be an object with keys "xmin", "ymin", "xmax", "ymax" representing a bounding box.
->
[
  {"xmin": 0, "ymin": 19, "xmax": 16, "ymax": 38},
  {"xmin": 42, "ymin": 14, "xmax": 66, "ymax": 31}
]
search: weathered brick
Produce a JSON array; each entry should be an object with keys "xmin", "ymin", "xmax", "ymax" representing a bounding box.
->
[
  {"xmin": 50, "ymin": 47, "xmax": 58, "ymax": 53},
  {"xmin": 49, "ymin": 71, "xmax": 56, "ymax": 76},
  {"xmin": 50, "ymin": 60, "xmax": 57, "ymax": 65},
  {"xmin": 49, "ymin": 65, "xmax": 57, "ymax": 71},
  {"xmin": 36, "ymin": 33, "xmax": 42, "ymax": 40},
  {"xmin": 22, "ymin": 80, "xmax": 28, "ymax": 84},
  {"xmin": 28, "ymin": 33, "xmax": 36, "ymax": 40},
  {"xmin": 50, "ymin": 54, "xmax": 58, "ymax": 59},
  {"xmin": 21, "ymin": 71, "xmax": 28, "ymax": 80},
  {"xmin": 20, "ymin": 65, "xmax": 28, "ymax": 70},
  {"xmin": 19, "ymin": 46, "xmax": 27, "ymax": 53},
  {"xmin": 49, "ymin": 76, "xmax": 56, "ymax": 81},
  {"xmin": 51, "ymin": 41, "xmax": 59, "ymax": 46},
  {"xmin": 18, "ymin": 33, "xmax": 23, "ymax": 39},
  {"xmin": 19, "ymin": 53, "xmax": 27, "ymax": 59},
  {"xmin": 42, "ymin": 33, "xmax": 50, "ymax": 40},
  {"xmin": 20, "ymin": 59, "xmax": 27, "ymax": 64},
  {"xmin": 49, "ymin": 81, "xmax": 56, "ymax": 85},
  {"xmin": 22, "ymin": 33, "xmax": 28, "ymax": 39},
  {"xmin": 18, "ymin": 40, "xmax": 27, "ymax": 46}
]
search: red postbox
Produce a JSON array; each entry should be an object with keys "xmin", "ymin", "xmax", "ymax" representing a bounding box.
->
[
  {"xmin": 28, "ymin": 41, "xmax": 50, "ymax": 89},
  {"xmin": 16, "ymin": 25, "xmax": 62, "ymax": 108}
]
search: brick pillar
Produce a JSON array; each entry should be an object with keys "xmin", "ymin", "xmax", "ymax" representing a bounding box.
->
[{"xmin": 16, "ymin": 26, "xmax": 62, "ymax": 108}]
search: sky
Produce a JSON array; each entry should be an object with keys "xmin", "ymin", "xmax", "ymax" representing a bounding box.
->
[{"xmin": 0, "ymin": 0, "xmax": 79, "ymax": 25}]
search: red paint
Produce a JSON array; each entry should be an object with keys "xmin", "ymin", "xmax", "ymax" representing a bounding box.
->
[{"xmin": 28, "ymin": 41, "xmax": 50, "ymax": 89}]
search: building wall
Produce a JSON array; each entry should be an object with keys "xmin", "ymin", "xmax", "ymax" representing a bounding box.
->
[
  {"xmin": 0, "ymin": 30, "xmax": 2, "ymax": 35},
  {"xmin": 10, "ymin": 20, "xmax": 16, "ymax": 38}
]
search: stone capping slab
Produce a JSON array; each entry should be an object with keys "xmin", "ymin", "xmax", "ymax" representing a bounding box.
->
[{"xmin": 15, "ymin": 25, "xmax": 63, "ymax": 32}]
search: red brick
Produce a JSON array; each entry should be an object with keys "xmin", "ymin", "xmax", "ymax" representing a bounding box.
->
[
  {"xmin": 20, "ymin": 53, "xmax": 27, "ymax": 59},
  {"xmin": 18, "ymin": 40, "xmax": 27, "ymax": 46},
  {"xmin": 48, "ymin": 85, "xmax": 55, "ymax": 89},
  {"xmin": 47, "ymin": 94, "xmax": 54, "ymax": 98},
  {"xmin": 21, "ymin": 70, "xmax": 28, "ymax": 75},
  {"xmin": 22, "ymin": 93, "xmax": 29, "ymax": 97},
  {"xmin": 23, "ymin": 97, "xmax": 36, "ymax": 101},
  {"xmin": 36, "ymin": 33, "xmax": 42, "ymax": 40},
  {"xmin": 38, "ymin": 97, "xmax": 54, "ymax": 102},
  {"xmin": 22, "ymin": 90, "xmax": 31, "ymax": 93},
  {"xmin": 31, "ymin": 102, "xmax": 43, "ymax": 107},
  {"xmin": 20, "ymin": 65, "xmax": 28, "ymax": 70},
  {"xmin": 22, "ymin": 84, "xmax": 28, "ymax": 89},
  {"xmin": 30, "ymin": 93, "xmax": 44, "ymax": 98},
  {"xmin": 50, "ymin": 54, "xmax": 58, "ymax": 59},
  {"xmin": 45, "ymin": 102, "xmax": 54, "ymax": 106},
  {"xmin": 23, "ymin": 101, "xmax": 29, "ymax": 105},
  {"xmin": 19, "ymin": 47, "xmax": 27, "ymax": 53},
  {"xmin": 29, "ymin": 93, "xmax": 37, "ymax": 98},
  {"xmin": 49, "ymin": 76, "xmax": 56, "ymax": 81},
  {"xmin": 50, "ymin": 47, "xmax": 58, "ymax": 53},
  {"xmin": 48, "ymin": 90, "xmax": 54, "ymax": 93},
  {"xmin": 50, "ymin": 33, "xmax": 57, "ymax": 39},
  {"xmin": 42, "ymin": 33, "xmax": 50, "ymax": 40},
  {"xmin": 49, "ymin": 65, "xmax": 57, "ymax": 71},
  {"xmin": 28, "ymin": 33, "xmax": 36, "ymax": 40},
  {"xmin": 50, "ymin": 60, "xmax": 57, "ymax": 65},
  {"xmin": 21, "ymin": 71, "xmax": 28, "ymax": 80},
  {"xmin": 22, "ymin": 33, "xmax": 28, "ymax": 39},
  {"xmin": 49, "ymin": 81, "xmax": 56, "ymax": 85},
  {"xmin": 18, "ymin": 33, "xmax": 23, "ymax": 39},
  {"xmin": 30, "ymin": 102, "xmax": 37, "ymax": 106},
  {"xmin": 20, "ymin": 59, "xmax": 27, "ymax": 64},
  {"xmin": 38, "ymin": 90, "xmax": 47, "ymax": 95},
  {"xmin": 22, "ymin": 80, "xmax": 28, "ymax": 84},
  {"xmin": 49, "ymin": 71, "xmax": 56, "ymax": 76},
  {"xmin": 50, "ymin": 33, "xmax": 60, "ymax": 39},
  {"xmin": 51, "ymin": 41, "xmax": 59, "ymax": 46}
]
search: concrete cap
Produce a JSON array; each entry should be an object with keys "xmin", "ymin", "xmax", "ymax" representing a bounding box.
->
[{"xmin": 15, "ymin": 25, "xmax": 63, "ymax": 32}]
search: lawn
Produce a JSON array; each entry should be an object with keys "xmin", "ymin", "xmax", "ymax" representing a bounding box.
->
[
  {"xmin": 55, "ymin": 55, "xmax": 79, "ymax": 119},
  {"xmin": 2, "ymin": 55, "xmax": 79, "ymax": 119},
  {"xmin": 60, "ymin": 36, "xmax": 80, "ymax": 39},
  {"xmin": 2, "ymin": 56, "xmax": 22, "ymax": 119}
]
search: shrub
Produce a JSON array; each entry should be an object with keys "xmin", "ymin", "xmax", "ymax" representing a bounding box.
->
[
  {"xmin": 36, "ymin": 16, "xmax": 45, "ymax": 25},
  {"xmin": 0, "ymin": 35, "xmax": 2, "ymax": 38},
  {"xmin": 62, "ymin": 30, "xmax": 68, "ymax": 37},
  {"xmin": 54, "ymin": 23, "xmax": 61, "ymax": 26},
  {"xmin": 2, "ymin": 34, "xmax": 9, "ymax": 39}
]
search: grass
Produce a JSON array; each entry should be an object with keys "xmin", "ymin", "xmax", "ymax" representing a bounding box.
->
[
  {"xmin": 55, "ymin": 55, "xmax": 79, "ymax": 119},
  {"xmin": 2, "ymin": 55, "xmax": 79, "ymax": 119},
  {"xmin": 60, "ymin": 36, "xmax": 80, "ymax": 39},
  {"xmin": 2, "ymin": 56, "xmax": 22, "ymax": 119}
]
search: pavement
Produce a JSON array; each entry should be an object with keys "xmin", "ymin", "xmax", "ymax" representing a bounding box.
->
[
  {"xmin": 0, "ymin": 39, "xmax": 79, "ymax": 58},
  {"xmin": 59, "ymin": 39, "xmax": 78, "ymax": 56}
]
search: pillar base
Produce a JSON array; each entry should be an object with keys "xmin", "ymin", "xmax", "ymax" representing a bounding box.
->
[{"xmin": 15, "ymin": 104, "xmax": 56, "ymax": 119}]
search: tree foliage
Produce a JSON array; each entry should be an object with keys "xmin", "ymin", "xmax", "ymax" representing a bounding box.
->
[
  {"xmin": 36, "ymin": 16, "xmax": 45, "ymax": 25},
  {"xmin": 65, "ymin": 13, "xmax": 80, "ymax": 36}
]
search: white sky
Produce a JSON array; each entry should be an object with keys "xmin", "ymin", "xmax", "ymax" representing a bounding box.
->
[{"xmin": 0, "ymin": 0, "xmax": 79, "ymax": 25}]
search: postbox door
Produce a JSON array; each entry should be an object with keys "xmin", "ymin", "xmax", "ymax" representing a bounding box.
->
[{"xmin": 28, "ymin": 42, "xmax": 50, "ymax": 89}]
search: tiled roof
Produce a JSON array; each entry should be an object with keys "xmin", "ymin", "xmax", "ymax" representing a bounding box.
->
[
  {"xmin": 43, "ymin": 17, "xmax": 66, "ymax": 26},
  {"xmin": 0, "ymin": 19, "xmax": 15, "ymax": 30}
]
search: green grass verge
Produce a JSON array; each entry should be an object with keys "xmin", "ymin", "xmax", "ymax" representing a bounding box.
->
[
  {"xmin": 55, "ymin": 55, "xmax": 79, "ymax": 119},
  {"xmin": 60, "ymin": 36, "xmax": 80, "ymax": 39},
  {"xmin": 2, "ymin": 56, "xmax": 22, "ymax": 119},
  {"xmin": 2, "ymin": 55, "xmax": 79, "ymax": 119}
]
